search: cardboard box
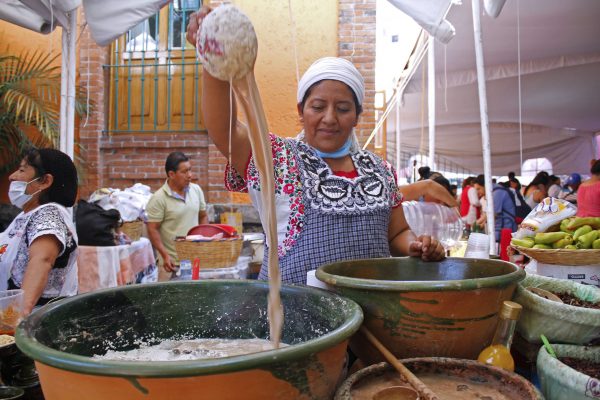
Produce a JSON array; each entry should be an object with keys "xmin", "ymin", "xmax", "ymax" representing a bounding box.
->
[{"xmin": 531, "ymin": 259, "xmax": 600, "ymax": 287}]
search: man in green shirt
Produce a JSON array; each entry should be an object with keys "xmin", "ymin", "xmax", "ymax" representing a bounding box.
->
[{"xmin": 146, "ymin": 152, "xmax": 208, "ymax": 281}]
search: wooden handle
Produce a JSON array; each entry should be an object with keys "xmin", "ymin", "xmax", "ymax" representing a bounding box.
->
[{"xmin": 360, "ymin": 326, "xmax": 439, "ymax": 400}]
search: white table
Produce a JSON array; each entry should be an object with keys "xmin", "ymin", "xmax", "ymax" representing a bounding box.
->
[{"xmin": 77, "ymin": 237, "xmax": 156, "ymax": 293}]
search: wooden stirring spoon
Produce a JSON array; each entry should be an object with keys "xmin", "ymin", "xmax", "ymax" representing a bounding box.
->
[
  {"xmin": 360, "ymin": 326, "xmax": 439, "ymax": 400},
  {"xmin": 526, "ymin": 287, "xmax": 563, "ymax": 303}
]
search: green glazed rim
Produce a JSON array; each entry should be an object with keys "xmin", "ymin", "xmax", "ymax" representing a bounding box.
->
[
  {"xmin": 15, "ymin": 280, "xmax": 364, "ymax": 378},
  {"xmin": 316, "ymin": 257, "xmax": 525, "ymax": 292}
]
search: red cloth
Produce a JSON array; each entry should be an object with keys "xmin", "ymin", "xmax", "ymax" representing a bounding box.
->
[
  {"xmin": 499, "ymin": 228, "xmax": 512, "ymax": 261},
  {"xmin": 460, "ymin": 185, "xmax": 471, "ymax": 217},
  {"xmin": 576, "ymin": 180, "xmax": 600, "ymax": 217},
  {"xmin": 333, "ymin": 170, "xmax": 359, "ymax": 178}
]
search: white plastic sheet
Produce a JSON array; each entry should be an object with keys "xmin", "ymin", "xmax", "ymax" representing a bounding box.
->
[
  {"xmin": 387, "ymin": 0, "xmax": 455, "ymax": 43},
  {"xmin": 89, "ymin": 184, "xmax": 152, "ymax": 222},
  {"xmin": 82, "ymin": 0, "xmax": 171, "ymax": 46}
]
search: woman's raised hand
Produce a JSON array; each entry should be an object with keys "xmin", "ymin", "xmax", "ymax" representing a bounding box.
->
[
  {"xmin": 409, "ymin": 235, "xmax": 446, "ymax": 261},
  {"xmin": 186, "ymin": 6, "xmax": 212, "ymax": 47}
]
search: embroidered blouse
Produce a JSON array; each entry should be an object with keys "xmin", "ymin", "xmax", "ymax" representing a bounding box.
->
[{"xmin": 225, "ymin": 134, "xmax": 402, "ymax": 261}]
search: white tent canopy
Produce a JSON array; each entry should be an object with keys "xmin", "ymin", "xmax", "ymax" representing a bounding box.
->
[{"xmin": 391, "ymin": 0, "xmax": 600, "ymax": 176}]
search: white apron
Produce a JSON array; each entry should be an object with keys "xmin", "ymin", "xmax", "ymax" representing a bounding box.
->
[{"xmin": 0, "ymin": 203, "xmax": 78, "ymax": 296}]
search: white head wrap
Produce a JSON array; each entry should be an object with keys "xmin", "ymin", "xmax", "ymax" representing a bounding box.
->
[{"xmin": 296, "ymin": 57, "xmax": 365, "ymax": 105}]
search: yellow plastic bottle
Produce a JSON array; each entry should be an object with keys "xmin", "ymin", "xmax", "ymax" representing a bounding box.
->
[{"xmin": 477, "ymin": 300, "xmax": 522, "ymax": 372}]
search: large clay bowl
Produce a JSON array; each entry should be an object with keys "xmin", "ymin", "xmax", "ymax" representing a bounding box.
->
[
  {"xmin": 316, "ymin": 257, "xmax": 524, "ymax": 364},
  {"xmin": 335, "ymin": 358, "xmax": 542, "ymax": 399},
  {"xmin": 15, "ymin": 280, "xmax": 363, "ymax": 400}
]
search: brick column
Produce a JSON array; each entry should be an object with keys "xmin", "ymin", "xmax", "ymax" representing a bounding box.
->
[
  {"xmin": 79, "ymin": 14, "xmax": 109, "ymax": 199},
  {"xmin": 207, "ymin": 142, "xmax": 231, "ymax": 204},
  {"xmin": 338, "ymin": 0, "xmax": 377, "ymax": 151}
]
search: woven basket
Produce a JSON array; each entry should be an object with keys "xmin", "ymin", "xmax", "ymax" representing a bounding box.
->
[
  {"xmin": 120, "ymin": 220, "xmax": 144, "ymax": 241},
  {"xmin": 512, "ymin": 245, "xmax": 600, "ymax": 265},
  {"xmin": 175, "ymin": 238, "xmax": 242, "ymax": 269}
]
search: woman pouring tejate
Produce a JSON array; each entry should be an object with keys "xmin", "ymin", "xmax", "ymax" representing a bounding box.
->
[
  {"xmin": 0, "ymin": 148, "xmax": 78, "ymax": 315},
  {"xmin": 186, "ymin": 8, "xmax": 445, "ymax": 285}
]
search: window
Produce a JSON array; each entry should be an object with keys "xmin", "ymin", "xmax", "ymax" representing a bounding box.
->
[
  {"xmin": 107, "ymin": 0, "xmax": 204, "ymax": 134},
  {"xmin": 522, "ymin": 158, "xmax": 552, "ymax": 177}
]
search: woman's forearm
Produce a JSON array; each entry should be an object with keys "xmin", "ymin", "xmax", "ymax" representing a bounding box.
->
[
  {"xmin": 425, "ymin": 180, "xmax": 458, "ymax": 207},
  {"xmin": 202, "ymin": 71, "xmax": 251, "ymax": 172},
  {"xmin": 21, "ymin": 261, "xmax": 52, "ymax": 315},
  {"xmin": 389, "ymin": 227, "xmax": 418, "ymax": 256},
  {"xmin": 22, "ymin": 236, "xmax": 60, "ymax": 315}
]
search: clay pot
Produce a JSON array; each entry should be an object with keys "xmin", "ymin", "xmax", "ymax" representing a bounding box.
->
[
  {"xmin": 316, "ymin": 257, "xmax": 524, "ymax": 364},
  {"xmin": 15, "ymin": 281, "xmax": 363, "ymax": 400},
  {"xmin": 335, "ymin": 358, "xmax": 542, "ymax": 399},
  {"xmin": 0, "ymin": 386, "xmax": 24, "ymax": 400}
]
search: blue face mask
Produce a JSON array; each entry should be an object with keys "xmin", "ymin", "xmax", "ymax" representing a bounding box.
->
[{"xmin": 313, "ymin": 137, "xmax": 353, "ymax": 159}]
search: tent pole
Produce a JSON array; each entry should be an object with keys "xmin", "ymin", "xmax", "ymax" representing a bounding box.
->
[
  {"xmin": 60, "ymin": 27, "xmax": 68, "ymax": 154},
  {"xmin": 395, "ymin": 86, "xmax": 402, "ymax": 179},
  {"xmin": 66, "ymin": 10, "xmax": 77, "ymax": 160},
  {"xmin": 471, "ymin": 0, "xmax": 497, "ymax": 254},
  {"xmin": 427, "ymin": 35, "xmax": 436, "ymax": 170}
]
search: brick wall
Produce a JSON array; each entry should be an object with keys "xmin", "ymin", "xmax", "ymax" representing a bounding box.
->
[
  {"xmin": 99, "ymin": 133, "xmax": 209, "ymax": 192},
  {"xmin": 338, "ymin": 0, "xmax": 377, "ymax": 151},
  {"xmin": 78, "ymin": 20, "xmax": 106, "ymax": 199},
  {"xmin": 79, "ymin": 1, "xmax": 377, "ymax": 203},
  {"xmin": 79, "ymin": 11, "xmax": 210, "ymax": 198}
]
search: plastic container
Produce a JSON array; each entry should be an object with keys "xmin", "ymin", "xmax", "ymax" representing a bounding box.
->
[
  {"xmin": 464, "ymin": 232, "xmax": 491, "ymax": 259},
  {"xmin": 198, "ymin": 256, "xmax": 250, "ymax": 280},
  {"xmin": 179, "ymin": 260, "xmax": 192, "ymax": 281},
  {"xmin": 401, "ymin": 201, "xmax": 463, "ymax": 249},
  {"xmin": 0, "ymin": 290, "xmax": 24, "ymax": 335}
]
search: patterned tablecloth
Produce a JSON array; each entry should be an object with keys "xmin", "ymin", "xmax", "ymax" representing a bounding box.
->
[{"xmin": 77, "ymin": 237, "xmax": 156, "ymax": 293}]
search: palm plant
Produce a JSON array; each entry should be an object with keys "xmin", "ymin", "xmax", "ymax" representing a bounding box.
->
[{"xmin": 0, "ymin": 45, "xmax": 88, "ymax": 174}]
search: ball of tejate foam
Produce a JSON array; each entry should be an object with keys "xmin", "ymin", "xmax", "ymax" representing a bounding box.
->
[{"xmin": 196, "ymin": 4, "xmax": 258, "ymax": 81}]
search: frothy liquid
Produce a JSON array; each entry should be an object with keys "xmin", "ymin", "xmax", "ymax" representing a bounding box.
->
[
  {"xmin": 94, "ymin": 338, "xmax": 286, "ymax": 362},
  {"xmin": 351, "ymin": 370, "xmax": 515, "ymax": 400},
  {"xmin": 198, "ymin": 4, "xmax": 283, "ymax": 347},
  {"xmin": 232, "ymin": 73, "xmax": 283, "ymax": 347}
]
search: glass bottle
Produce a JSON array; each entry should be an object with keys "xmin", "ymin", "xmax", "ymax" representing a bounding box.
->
[{"xmin": 477, "ymin": 300, "xmax": 522, "ymax": 371}]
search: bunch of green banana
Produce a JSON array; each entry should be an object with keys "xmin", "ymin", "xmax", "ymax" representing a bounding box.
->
[
  {"xmin": 534, "ymin": 232, "xmax": 574, "ymax": 249},
  {"xmin": 563, "ymin": 220, "xmax": 600, "ymax": 249},
  {"xmin": 576, "ymin": 229, "xmax": 600, "ymax": 249},
  {"xmin": 563, "ymin": 217, "xmax": 600, "ymax": 231},
  {"xmin": 511, "ymin": 237, "xmax": 535, "ymax": 248},
  {"xmin": 512, "ymin": 217, "xmax": 600, "ymax": 250}
]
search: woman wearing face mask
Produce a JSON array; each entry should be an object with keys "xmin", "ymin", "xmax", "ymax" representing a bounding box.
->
[{"xmin": 0, "ymin": 148, "xmax": 78, "ymax": 315}]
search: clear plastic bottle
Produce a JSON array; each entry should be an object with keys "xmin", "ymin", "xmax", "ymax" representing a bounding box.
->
[
  {"xmin": 179, "ymin": 259, "xmax": 192, "ymax": 280},
  {"xmin": 401, "ymin": 201, "xmax": 464, "ymax": 248},
  {"xmin": 477, "ymin": 301, "xmax": 523, "ymax": 371}
]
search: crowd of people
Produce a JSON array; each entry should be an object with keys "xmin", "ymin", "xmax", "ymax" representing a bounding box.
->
[{"xmin": 456, "ymin": 159, "xmax": 600, "ymax": 241}]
